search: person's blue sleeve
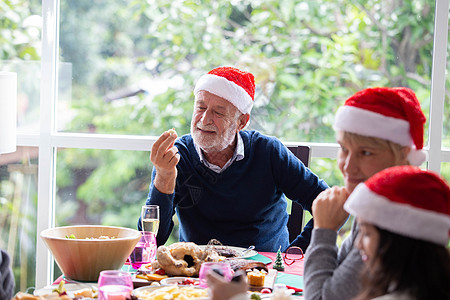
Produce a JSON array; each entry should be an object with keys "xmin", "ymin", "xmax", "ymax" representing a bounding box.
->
[
  {"xmin": 137, "ymin": 167, "xmax": 176, "ymax": 246},
  {"xmin": 289, "ymin": 218, "xmax": 314, "ymax": 250}
]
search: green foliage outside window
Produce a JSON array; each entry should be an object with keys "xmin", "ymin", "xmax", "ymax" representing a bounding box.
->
[{"xmin": 1, "ymin": 0, "xmax": 449, "ymax": 292}]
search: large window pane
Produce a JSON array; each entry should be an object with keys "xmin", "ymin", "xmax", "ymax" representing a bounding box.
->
[
  {"xmin": 59, "ymin": 0, "xmax": 434, "ymax": 145},
  {"xmin": 0, "ymin": 147, "xmax": 39, "ymax": 294},
  {"xmin": 55, "ymin": 148, "xmax": 151, "ymax": 228},
  {"xmin": 1, "ymin": 0, "xmax": 42, "ymax": 294},
  {"xmin": 441, "ymin": 162, "xmax": 450, "ymax": 182},
  {"xmin": 444, "ymin": 8, "xmax": 450, "ymax": 148},
  {"xmin": 54, "ymin": 147, "xmax": 184, "ymax": 279}
]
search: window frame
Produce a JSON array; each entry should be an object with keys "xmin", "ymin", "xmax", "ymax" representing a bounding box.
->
[{"xmin": 28, "ymin": 0, "xmax": 450, "ymax": 288}]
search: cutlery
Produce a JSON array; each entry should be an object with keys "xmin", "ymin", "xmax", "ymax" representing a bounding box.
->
[{"xmin": 241, "ymin": 245, "xmax": 255, "ymax": 256}]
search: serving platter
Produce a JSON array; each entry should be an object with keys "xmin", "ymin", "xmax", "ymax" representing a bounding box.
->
[
  {"xmin": 34, "ymin": 282, "xmax": 98, "ymax": 297},
  {"xmin": 198, "ymin": 245, "xmax": 258, "ymax": 259},
  {"xmin": 133, "ymin": 285, "xmax": 209, "ymax": 300}
]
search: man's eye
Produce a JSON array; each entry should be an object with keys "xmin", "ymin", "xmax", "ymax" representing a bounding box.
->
[{"xmin": 362, "ymin": 151, "xmax": 372, "ymax": 156}]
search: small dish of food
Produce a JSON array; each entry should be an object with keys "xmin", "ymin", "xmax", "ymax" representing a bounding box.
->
[
  {"xmin": 133, "ymin": 285, "xmax": 208, "ymax": 300},
  {"xmin": 160, "ymin": 277, "xmax": 200, "ymax": 286}
]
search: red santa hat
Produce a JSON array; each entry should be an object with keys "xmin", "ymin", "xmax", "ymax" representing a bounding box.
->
[
  {"xmin": 344, "ymin": 165, "xmax": 450, "ymax": 246},
  {"xmin": 194, "ymin": 66, "xmax": 255, "ymax": 114},
  {"xmin": 334, "ymin": 87, "xmax": 427, "ymax": 166}
]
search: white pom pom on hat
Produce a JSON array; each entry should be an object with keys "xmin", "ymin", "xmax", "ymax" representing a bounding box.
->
[
  {"xmin": 194, "ymin": 66, "xmax": 255, "ymax": 114},
  {"xmin": 334, "ymin": 87, "xmax": 427, "ymax": 166},
  {"xmin": 344, "ymin": 165, "xmax": 450, "ymax": 246}
]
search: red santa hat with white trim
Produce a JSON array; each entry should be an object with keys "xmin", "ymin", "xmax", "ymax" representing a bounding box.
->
[
  {"xmin": 194, "ymin": 66, "xmax": 255, "ymax": 114},
  {"xmin": 344, "ymin": 165, "xmax": 450, "ymax": 246},
  {"xmin": 334, "ymin": 87, "xmax": 427, "ymax": 166}
]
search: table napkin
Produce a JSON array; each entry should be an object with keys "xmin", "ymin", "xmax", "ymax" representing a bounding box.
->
[{"xmin": 247, "ymin": 253, "xmax": 273, "ymax": 264}]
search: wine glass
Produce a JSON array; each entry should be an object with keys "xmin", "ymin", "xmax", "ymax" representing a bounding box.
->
[
  {"xmin": 128, "ymin": 231, "xmax": 157, "ymax": 269},
  {"xmin": 97, "ymin": 270, "xmax": 133, "ymax": 300},
  {"xmin": 198, "ymin": 262, "xmax": 233, "ymax": 288},
  {"xmin": 141, "ymin": 205, "xmax": 160, "ymax": 235}
]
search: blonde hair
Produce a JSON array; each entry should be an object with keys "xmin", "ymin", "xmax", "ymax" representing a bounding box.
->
[{"xmin": 341, "ymin": 131, "xmax": 410, "ymax": 164}]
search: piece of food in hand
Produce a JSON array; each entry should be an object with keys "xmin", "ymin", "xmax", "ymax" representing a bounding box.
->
[
  {"xmin": 168, "ymin": 128, "xmax": 177, "ymax": 136},
  {"xmin": 167, "ymin": 128, "xmax": 177, "ymax": 149},
  {"xmin": 247, "ymin": 269, "xmax": 267, "ymax": 286}
]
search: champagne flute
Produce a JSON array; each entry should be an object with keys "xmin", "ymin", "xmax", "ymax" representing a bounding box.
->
[
  {"xmin": 97, "ymin": 270, "xmax": 133, "ymax": 300},
  {"xmin": 141, "ymin": 205, "xmax": 160, "ymax": 235}
]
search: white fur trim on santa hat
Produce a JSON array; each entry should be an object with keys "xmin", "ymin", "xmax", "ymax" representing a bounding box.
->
[
  {"xmin": 334, "ymin": 106, "xmax": 414, "ymax": 147},
  {"xmin": 407, "ymin": 148, "xmax": 427, "ymax": 166},
  {"xmin": 344, "ymin": 183, "xmax": 450, "ymax": 246},
  {"xmin": 194, "ymin": 74, "xmax": 253, "ymax": 114}
]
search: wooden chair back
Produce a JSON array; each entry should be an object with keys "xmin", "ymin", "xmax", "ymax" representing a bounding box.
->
[{"xmin": 287, "ymin": 145, "xmax": 311, "ymax": 242}]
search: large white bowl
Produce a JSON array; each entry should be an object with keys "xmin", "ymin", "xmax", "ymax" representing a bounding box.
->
[{"xmin": 40, "ymin": 225, "xmax": 141, "ymax": 282}]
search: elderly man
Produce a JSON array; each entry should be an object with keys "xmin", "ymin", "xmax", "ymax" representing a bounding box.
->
[{"xmin": 139, "ymin": 66, "xmax": 328, "ymax": 252}]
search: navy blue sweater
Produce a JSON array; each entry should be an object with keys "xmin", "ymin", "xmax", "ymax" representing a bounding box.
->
[{"xmin": 141, "ymin": 130, "xmax": 328, "ymax": 252}]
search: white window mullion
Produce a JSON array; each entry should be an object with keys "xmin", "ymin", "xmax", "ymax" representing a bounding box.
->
[
  {"xmin": 428, "ymin": 0, "xmax": 449, "ymax": 172},
  {"xmin": 36, "ymin": 0, "xmax": 59, "ymax": 288}
]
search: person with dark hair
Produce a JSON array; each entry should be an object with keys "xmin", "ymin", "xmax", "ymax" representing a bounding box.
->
[
  {"xmin": 304, "ymin": 87, "xmax": 427, "ymax": 300},
  {"xmin": 139, "ymin": 66, "xmax": 328, "ymax": 252},
  {"xmin": 344, "ymin": 165, "xmax": 450, "ymax": 300},
  {"xmin": 0, "ymin": 249, "xmax": 15, "ymax": 300}
]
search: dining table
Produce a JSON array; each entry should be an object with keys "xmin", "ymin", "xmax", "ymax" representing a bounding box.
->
[
  {"xmin": 123, "ymin": 250, "xmax": 305, "ymax": 298},
  {"xmin": 51, "ymin": 250, "xmax": 305, "ymax": 298}
]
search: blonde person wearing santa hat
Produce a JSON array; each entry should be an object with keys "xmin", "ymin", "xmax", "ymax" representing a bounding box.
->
[
  {"xmin": 345, "ymin": 165, "xmax": 450, "ymax": 300},
  {"xmin": 304, "ymin": 87, "xmax": 427, "ymax": 300},
  {"xmin": 139, "ymin": 66, "xmax": 328, "ymax": 252}
]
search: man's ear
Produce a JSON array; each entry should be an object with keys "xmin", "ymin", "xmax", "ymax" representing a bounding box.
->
[{"xmin": 238, "ymin": 114, "xmax": 250, "ymax": 130}]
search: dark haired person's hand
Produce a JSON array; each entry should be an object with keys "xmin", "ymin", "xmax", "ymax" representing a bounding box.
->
[{"xmin": 206, "ymin": 270, "xmax": 248, "ymax": 300}]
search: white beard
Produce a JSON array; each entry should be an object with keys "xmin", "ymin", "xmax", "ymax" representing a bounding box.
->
[{"xmin": 191, "ymin": 120, "xmax": 238, "ymax": 153}]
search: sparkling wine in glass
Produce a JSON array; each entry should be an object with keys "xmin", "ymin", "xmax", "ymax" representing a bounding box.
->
[
  {"xmin": 141, "ymin": 205, "xmax": 160, "ymax": 235},
  {"xmin": 97, "ymin": 270, "xmax": 133, "ymax": 300}
]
